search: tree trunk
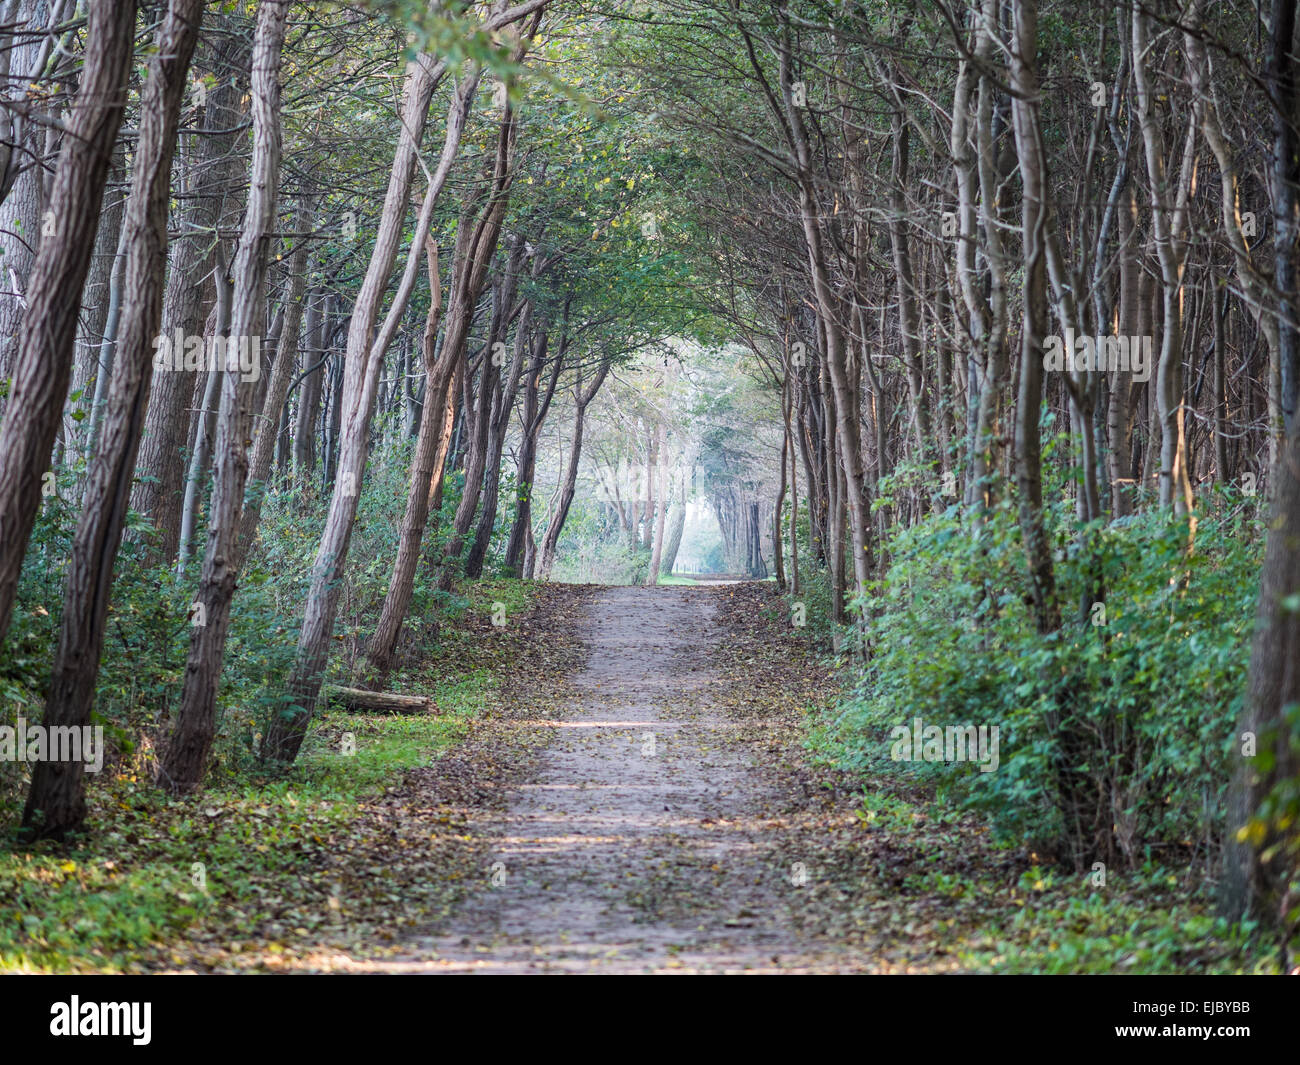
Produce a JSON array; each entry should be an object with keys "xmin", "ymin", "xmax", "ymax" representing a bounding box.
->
[
  {"xmin": 1009, "ymin": 0, "xmax": 1060, "ymax": 638},
  {"xmin": 0, "ymin": 0, "xmax": 137, "ymax": 651},
  {"xmin": 132, "ymin": 36, "xmax": 246, "ymax": 564},
  {"xmin": 323, "ymin": 686, "xmax": 432, "ymax": 714},
  {"xmin": 661, "ymin": 500, "xmax": 686, "ymax": 577},
  {"xmin": 160, "ymin": 0, "xmax": 289, "ymax": 795},
  {"xmin": 20, "ymin": 0, "xmax": 200, "ymax": 838},
  {"xmin": 504, "ymin": 321, "xmax": 562, "ymax": 574},
  {"xmin": 647, "ymin": 416, "xmax": 668, "ymax": 584},
  {"xmin": 466, "ymin": 240, "xmax": 533, "ymax": 578},
  {"xmin": 292, "ymin": 289, "xmax": 326, "ymax": 478},
  {"xmin": 176, "ymin": 260, "xmax": 231, "ymax": 575},
  {"xmin": 1133, "ymin": 1, "xmax": 1196, "ymax": 517},
  {"xmin": 538, "ymin": 358, "xmax": 611, "ymax": 578},
  {"xmin": 261, "ymin": 34, "xmax": 490, "ymax": 766},
  {"xmin": 0, "ymin": 0, "xmax": 45, "ymax": 386},
  {"xmin": 1222, "ymin": 0, "xmax": 1300, "ymax": 942},
  {"xmin": 235, "ymin": 195, "xmax": 315, "ymax": 561},
  {"xmin": 69, "ymin": 141, "xmax": 126, "ymax": 459},
  {"xmin": 363, "ymin": 236, "xmax": 445, "ymax": 677}
]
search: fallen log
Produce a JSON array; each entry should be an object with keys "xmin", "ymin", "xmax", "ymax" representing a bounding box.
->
[{"xmin": 322, "ymin": 685, "xmax": 433, "ymax": 714}]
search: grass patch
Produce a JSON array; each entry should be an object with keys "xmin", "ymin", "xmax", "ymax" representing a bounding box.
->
[{"xmin": 0, "ymin": 580, "xmax": 544, "ymax": 973}]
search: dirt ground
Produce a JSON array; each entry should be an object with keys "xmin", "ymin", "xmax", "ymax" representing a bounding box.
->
[
  {"xmin": 124, "ymin": 582, "xmax": 1262, "ymax": 976},
  {"xmin": 333, "ymin": 584, "xmax": 908, "ymax": 973}
]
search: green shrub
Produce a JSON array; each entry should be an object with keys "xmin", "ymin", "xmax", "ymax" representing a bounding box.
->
[{"xmin": 814, "ymin": 491, "xmax": 1262, "ymax": 870}]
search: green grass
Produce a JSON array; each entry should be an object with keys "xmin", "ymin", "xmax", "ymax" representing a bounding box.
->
[
  {"xmin": 841, "ymin": 785, "xmax": 1282, "ymax": 975},
  {"xmin": 0, "ymin": 579, "xmax": 539, "ymax": 973},
  {"xmin": 0, "ymin": 695, "xmax": 471, "ymax": 972},
  {"xmin": 962, "ymin": 869, "xmax": 1278, "ymax": 975}
]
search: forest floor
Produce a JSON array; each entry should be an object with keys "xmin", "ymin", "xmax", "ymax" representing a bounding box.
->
[
  {"xmin": 345, "ymin": 583, "xmax": 884, "ymax": 973},
  {"xmin": 1, "ymin": 581, "xmax": 1271, "ymax": 973}
]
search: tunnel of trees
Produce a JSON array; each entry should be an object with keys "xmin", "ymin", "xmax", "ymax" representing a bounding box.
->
[{"xmin": 1, "ymin": 0, "xmax": 1300, "ymax": 967}]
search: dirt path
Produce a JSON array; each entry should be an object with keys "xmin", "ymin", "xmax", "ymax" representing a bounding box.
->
[
  {"xmin": 134, "ymin": 581, "xmax": 1243, "ymax": 976},
  {"xmin": 366, "ymin": 585, "xmax": 877, "ymax": 973}
]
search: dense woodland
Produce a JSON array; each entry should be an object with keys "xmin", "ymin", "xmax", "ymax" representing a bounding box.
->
[{"xmin": 1, "ymin": 0, "xmax": 1300, "ymax": 972}]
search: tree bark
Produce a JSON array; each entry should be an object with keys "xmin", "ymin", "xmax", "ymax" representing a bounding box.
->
[
  {"xmin": 235, "ymin": 195, "xmax": 315, "ymax": 562},
  {"xmin": 1009, "ymin": 0, "xmax": 1060, "ymax": 637},
  {"xmin": 323, "ymin": 686, "xmax": 432, "ymax": 714},
  {"xmin": 363, "ymin": 236, "xmax": 444, "ymax": 676},
  {"xmin": 132, "ymin": 35, "xmax": 246, "ymax": 564},
  {"xmin": 647, "ymin": 415, "xmax": 668, "ymax": 584},
  {"xmin": 0, "ymin": 0, "xmax": 137, "ymax": 651},
  {"xmin": 1133, "ymin": 1, "xmax": 1197, "ymax": 516},
  {"xmin": 292, "ymin": 290, "xmax": 328, "ymax": 477},
  {"xmin": 260, "ymin": 17, "xmax": 517, "ymax": 765},
  {"xmin": 538, "ymin": 357, "xmax": 612, "ymax": 578},
  {"xmin": 1222, "ymin": 0, "xmax": 1300, "ymax": 939},
  {"xmin": 504, "ymin": 317, "xmax": 563, "ymax": 574},
  {"xmin": 160, "ymin": 0, "xmax": 289, "ymax": 795},
  {"xmin": 20, "ymin": 0, "xmax": 200, "ymax": 838}
]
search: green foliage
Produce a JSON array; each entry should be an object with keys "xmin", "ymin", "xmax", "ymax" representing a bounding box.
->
[
  {"xmin": 0, "ymin": 693, "xmax": 475, "ymax": 972},
  {"xmin": 963, "ymin": 861, "xmax": 1274, "ymax": 974},
  {"xmin": 0, "ymin": 438, "xmax": 533, "ymax": 971},
  {"xmin": 814, "ymin": 496, "xmax": 1262, "ymax": 867},
  {"xmin": 0, "ymin": 423, "xmax": 472, "ymax": 812},
  {"xmin": 551, "ymin": 498, "xmax": 652, "ymax": 584}
]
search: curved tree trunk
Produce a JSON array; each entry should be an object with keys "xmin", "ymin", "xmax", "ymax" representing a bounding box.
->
[
  {"xmin": 160, "ymin": 0, "xmax": 288, "ymax": 795},
  {"xmin": 538, "ymin": 357, "xmax": 611, "ymax": 578},
  {"xmin": 363, "ymin": 237, "xmax": 446, "ymax": 676},
  {"xmin": 260, "ymin": 30, "xmax": 499, "ymax": 766},
  {"xmin": 0, "ymin": 0, "xmax": 137, "ymax": 652},
  {"xmin": 20, "ymin": 0, "xmax": 200, "ymax": 837},
  {"xmin": 661, "ymin": 500, "xmax": 686, "ymax": 576}
]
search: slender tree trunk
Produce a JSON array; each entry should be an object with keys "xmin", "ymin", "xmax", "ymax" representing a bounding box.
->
[
  {"xmin": 1109, "ymin": 185, "xmax": 1140, "ymax": 516},
  {"xmin": 0, "ymin": 0, "xmax": 45, "ymax": 385},
  {"xmin": 1222, "ymin": 0, "xmax": 1300, "ymax": 940},
  {"xmin": 235, "ymin": 195, "xmax": 315, "ymax": 561},
  {"xmin": 504, "ymin": 323, "xmax": 562, "ymax": 574},
  {"xmin": 176, "ymin": 260, "xmax": 230, "ymax": 575},
  {"xmin": 20, "ymin": 0, "xmax": 200, "ymax": 838},
  {"xmin": 1009, "ymin": 0, "xmax": 1060, "ymax": 637},
  {"xmin": 69, "ymin": 142, "xmax": 126, "ymax": 458},
  {"xmin": 432, "ymin": 106, "xmax": 520, "ymax": 589},
  {"xmin": 661, "ymin": 497, "xmax": 686, "ymax": 577},
  {"xmin": 292, "ymin": 290, "xmax": 327, "ymax": 477},
  {"xmin": 1133, "ymin": 1, "xmax": 1196, "ymax": 517},
  {"xmin": 363, "ymin": 237, "xmax": 444, "ymax": 676},
  {"xmin": 647, "ymin": 416, "xmax": 668, "ymax": 584},
  {"xmin": 132, "ymin": 37, "xmax": 246, "ymax": 564},
  {"xmin": 538, "ymin": 358, "xmax": 611, "ymax": 578},
  {"xmin": 773, "ymin": 384, "xmax": 788, "ymax": 592},
  {"xmin": 160, "ymin": 0, "xmax": 289, "ymax": 795},
  {"xmin": 0, "ymin": 0, "xmax": 138, "ymax": 650},
  {"xmin": 260, "ymin": 35, "xmax": 489, "ymax": 766},
  {"xmin": 466, "ymin": 242, "xmax": 532, "ymax": 578}
]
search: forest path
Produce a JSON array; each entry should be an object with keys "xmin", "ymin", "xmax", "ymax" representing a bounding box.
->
[{"xmin": 356, "ymin": 585, "xmax": 887, "ymax": 973}]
